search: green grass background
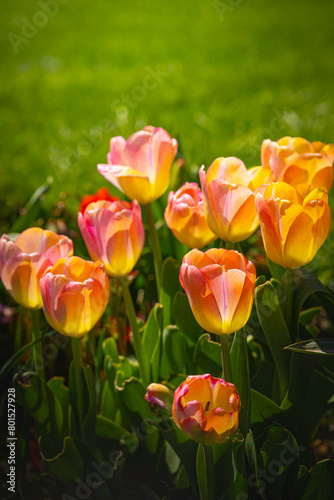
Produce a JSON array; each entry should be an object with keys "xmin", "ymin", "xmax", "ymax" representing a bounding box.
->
[{"xmin": 0, "ymin": 0, "xmax": 334, "ymax": 281}]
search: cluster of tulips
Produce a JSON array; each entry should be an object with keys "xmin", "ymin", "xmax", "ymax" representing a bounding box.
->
[{"xmin": 1, "ymin": 126, "xmax": 333, "ymax": 498}]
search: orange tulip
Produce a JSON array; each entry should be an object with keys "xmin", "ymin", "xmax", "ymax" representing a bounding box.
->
[
  {"xmin": 40, "ymin": 256, "xmax": 110, "ymax": 338},
  {"xmin": 256, "ymin": 181, "xmax": 332, "ymax": 269},
  {"xmin": 79, "ymin": 187, "xmax": 119, "ymax": 214},
  {"xmin": 164, "ymin": 182, "xmax": 216, "ymax": 248},
  {"xmin": 97, "ymin": 126, "xmax": 178, "ymax": 204},
  {"xmin": 312, "ymin": 141, "xmax": 334, "ymax": 165},
  {"xmin": 172, "ymin": 374, "xmax": 241, "ymax": 445},
  {"xmin": 78, "ymin": 199, "xmax": 145, "ymax": 277},
  {"xmin": 0, "ymin": 228, "xmax": 73, "ymax": 309},
  {"xmin": 261, "ymin": 137, "xmax": 333, "ymax": 190},
  {"xmin": 180, "ymin": 248, "xmax": 256, "ymax": 335},
  {"xmin": 200, "ymin": 157, "xmax": 273, "ymax": 242}
]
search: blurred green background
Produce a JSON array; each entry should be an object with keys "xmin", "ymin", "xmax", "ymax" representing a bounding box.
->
[{"xmin": 0, "ymin": 0, "xmax": 334, "ymax": 280}]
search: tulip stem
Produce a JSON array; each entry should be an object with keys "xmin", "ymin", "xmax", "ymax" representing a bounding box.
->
[
  {"xmin": 284, "ymin": 268, "xmax": 295, "ymax": 341},
  {"xmin": 71, "ymin": 337, "xmax": 86, "ymax": 442},
  {"xmin": 144, "ymin": 203, "xmax": 162, "ymax": 298},
  {"xmin": 201, "ymin": 444, "xmax": 216, "ymax": 500},
  {"xmin": 30, "ymin": 310, "xmax": 45, "ymax": 382},
  {"xmin": 15, "ymin": 307, "xmax": 23, "ymax": 353},
  {"xmin": 119, "ymin": 279, "xmax": 150, "ymax": 387},
  {"xmin": 220, "ymin": 335, "xmax": 232, "ymax": 383}
]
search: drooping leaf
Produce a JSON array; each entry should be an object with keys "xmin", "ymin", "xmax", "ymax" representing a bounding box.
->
[{"xmin": 284, "ymin": 339, "xmax": 334, "ymax": 355}]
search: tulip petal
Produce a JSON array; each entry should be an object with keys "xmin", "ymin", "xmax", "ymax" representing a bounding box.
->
[{"xmin": 180, "ymin": 263, "xmax": 222, "ymax": 334}]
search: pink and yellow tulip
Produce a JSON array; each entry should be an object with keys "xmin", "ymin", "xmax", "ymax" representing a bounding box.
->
[
  {"xmin": 0, "ymin": 228, "xmax": 73, "ymax": 309},
  {"xmin": 145, "ymin": 383, "xmax": 174, "ymax": 412},
  {"xmin": 97, "ymin": 126, "xmax": 178, "ymax": 204},
  {"xmin": 78, "ymin": 199, "xmax": 145, "ymax": 278},
  {"xmin": 256, "ymin": 181, "xmax": 332, "ymax": 269},
  {"xmin": 164, "ymin": 182, "xmax": 216, "ymax": 248},
  {"xmin": 200, "ymin": 157, "xmax": 273, "ymax": 242},
  {"xmin": 40, "ymin": 256, "xmax": 110, "ymax": 338},
  {"xmin": 172, "ymin": 374, "xmax": 241, "ymax": 445},
  {"xmin": 180, "ymin": 248, "xmax": 256, "ymax": 335}
]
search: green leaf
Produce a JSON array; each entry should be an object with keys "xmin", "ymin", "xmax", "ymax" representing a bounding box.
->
[
  {"xmin": 300, "ymin": 307, "xmax": 323, "ymax": 326},
  {"xmin": 100, "ymin": 380, "xmax": 117, "ymax": 420},
  {"xmin": 160, "ymin": 257, "xmax": 181, "ymax": 328},
  {"xmin": 255, "ymin": 281, "xmax": 291, "ymax": 402},
  {"xmin": 10, "ymin": 181, "xmax": 52, "ymax": 233},
  {"xmin": 245, "ymin": 430, "xmax": 266, "ymax": 500},
  {"xmin": 141, "ymin": 303, "xmax": 163, "ymax": 381},
  {"xmin": 162, "ymin": 420, "xmax": 198, "ymax": 494},
  {"xmin": 96, "ymin": 414, "xmax": 137, "ymax": 447},
  {"xmin": 302, "ymin": 369, "xmax": 334, "ymax": 427},
  {"xmin": 212, "ymin": 439, "xmax": 239, "ymax": 499},
  {"xmin": 47, "ymin": 377, "xmax": 69, "ymax": 436},
  {"xmin": 14, "ymin": 371, "xmax": 50, "ymax": 424},
  {"xmin": 173, "ymin": 291, "xmax": 203, "ymax": 345},
  {"xmin": 193, "ymin": 334, "xmax": 221, "ymax": 377},
  {"xmin": 39, "ymin": 435, "xmax": 84, "ymax": 484},
  {"xmin": 301, "ymin": 460, "xmax": 334, "ymax": 500},
  {"xmin": 230, "ymin": 329, "xmax": 250, "ymax": 437},
  {"xmin": 115, "ymin": 376, "xmax": 160, "ymax": 454},
  {"xmin": 284, "ymin": 339, "xmax": 334, "ymax": 355},
  {"xmin": 160, "ymin": 325, "xmax": 187, "ymax": 379},
  {"xmin": 82, "ymin": 364, "xmax": 97, "ymax": 450},
  {"xmin": 102, "ymin": 337, "xmax": 119, "ymax": 364},
  {"xmin": 250, "ymin": 389, "xmax": 295, "ymax": 439},
  {"xmin": 286, "ymin": 267, "xmax": 334, "ymax": 336},
  {"xmin": 258, "ymin": 425, "xmax": 300, "ymax": 500}
]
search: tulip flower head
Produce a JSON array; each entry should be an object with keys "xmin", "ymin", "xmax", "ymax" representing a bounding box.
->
[
  {"xmin": 261, "ymin": 137, "xmax": 333, "ymax": 191},
  {"xmin": 180, "ymin": 248, "xmax": 256, "ymax": 335},
  {"xmin": 79, "ymin": 187, "xmax": 119, "ymax": 214},
  {"xmin": 172, "ymin": 374, "xmax": 241, "ymax": 445},
  {"xmin": 145, "ymin": 383, "xmax": 174, "ymax": 412},
  {"xmin": 0, "ymin": 228, "xmax": 73, "ymax": 309},
  {"xmin": 164, "ymin": 182, "xmax": 216, "ymax": 248},
  {"xmin": 312, "ymin": 141, "xmax": 334, "ymax": 165},
  {"xmin": 40, "ymin": 256, "xmax": 110, "ymax": 338},
  {"xmin": 78, "ymin": 199, "xmax": 145, "ymax": 278},
  {"xmin": 200, "ymin": 157, "xmax": 273, "ymax": 242},
  {"xmin": 256, "ymin": 181, "xmax": 332, "ymax": 269},
  {"xmin": 98, "ymin": 126, "xmax": 178, "ymax": 204}
]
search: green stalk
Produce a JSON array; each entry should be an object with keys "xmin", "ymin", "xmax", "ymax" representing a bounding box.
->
[
  {"xmin": 30, "ymin": 309, "xmax": 45, "ymax": 382},
  {"xmin": 14, "ymin": 307, "xmax": 23, "ymax": 353},
  {"xmin": 119, "ymin": 278, "xmax": 149, "ymax": 387},
  {"xmin": 284, "ymin": 268, "xmax": 295, "ymax": 340},
  {"xmin": 225, "ymin": 241, "xmax": 235, "ymax": 250},
  {"xmin": 220, "ymin": 335, "xmax": 232, "ymax": 383},
  {"xmin": 203, "ymin": 444, "xmax": 215, "ymax": 500},
  {"xmin": 71, "ymin": 337, "xmax": 86, "ymax": 442},
  {"xmin": 144, "ymin": 203, "xmax": 162, "ymax": 297}
]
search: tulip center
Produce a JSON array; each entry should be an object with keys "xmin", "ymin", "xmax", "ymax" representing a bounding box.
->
[{"xmin": 204, "ymin": 400, "xmax": 211, "ymax": 413}]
